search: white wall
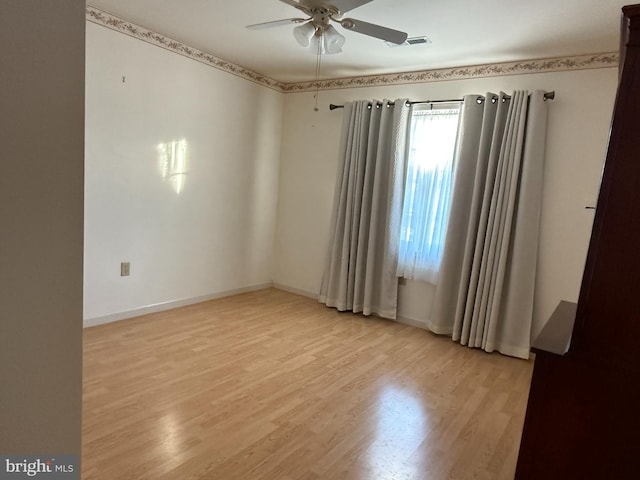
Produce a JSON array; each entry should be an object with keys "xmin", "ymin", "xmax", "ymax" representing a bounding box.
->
[
  {"xmin": 273, "ymin": 67, "xmax": 618, "ymax": 337},
  {"xmin": 0, "ymin": 0, "xmax": 84, "ymax": 454},
  {"xmin": 85, "ymin": 23, "xmax": 283, "ymax": 324},
  {"xmin": 85, "ymin": 19, "xmax": 618, "ymax": 339}
]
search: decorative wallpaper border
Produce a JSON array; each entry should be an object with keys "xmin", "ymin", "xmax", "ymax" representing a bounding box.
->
[
  {"xmin": 85, "ymin": 6, "xmax": 287, "ymax": 91},
  {"xmin": 86, "ymin": 6, "xmax": 618, "ymax": 93},
  {"xmin": 284, "ymin": 53, "xmax": 619, "ymax": 92}
]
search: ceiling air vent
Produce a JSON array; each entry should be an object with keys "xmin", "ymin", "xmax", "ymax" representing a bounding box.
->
[{"xmin": 385, "ymin": 36, "xmax": 432, "ymax": 48}]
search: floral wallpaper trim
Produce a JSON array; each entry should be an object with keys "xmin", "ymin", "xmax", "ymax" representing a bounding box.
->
[
  {"xmin": 86, "ymin": 7, "xmax": 618, "ymax": 93},
  {"xmin": 85, "ymin": 6, "xmax": 287, "ymax": 92},
  {"xmin": 283, "ymin": 53, "xmax": 619, "ymax": 92}
]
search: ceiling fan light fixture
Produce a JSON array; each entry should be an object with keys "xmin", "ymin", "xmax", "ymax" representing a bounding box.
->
[
  {"xmin": 308, "ymin": 31, "xmax": 326, "ymax": 55},
  {"xmin": 293, "ymin": 21, "xmax": 316, "ymax": 47},
  {"xmin": 323, "ymin": 25, "xmax": 345, "ymax": 54}
]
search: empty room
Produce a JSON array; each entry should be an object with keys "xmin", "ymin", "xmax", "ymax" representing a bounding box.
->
[{"xmin": 3, "ymin": 1, "xmax": 640, "ymax": 479}]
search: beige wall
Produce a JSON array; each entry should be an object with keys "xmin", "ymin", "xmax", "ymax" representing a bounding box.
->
[
  {"xmin": 273, "ymin": 67, "xmax": 618, "ymax": 338},
  {"xmin": 0, "ymin": 0, "xmax": 84, "ymax": 454}
]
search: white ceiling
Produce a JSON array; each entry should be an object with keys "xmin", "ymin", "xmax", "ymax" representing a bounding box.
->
[{"xmin": 86, "ymin": 0, "xmax": 628, "ymax": 83}]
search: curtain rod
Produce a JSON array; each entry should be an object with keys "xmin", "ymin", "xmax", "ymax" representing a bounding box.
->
[{"xmin": 328, "ymin": 91, "xmax": 555, "ymax": 111}]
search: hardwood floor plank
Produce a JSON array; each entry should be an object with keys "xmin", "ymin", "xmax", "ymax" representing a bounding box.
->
[{"xmin": 83, "ymin": 288, "xmax": 532, "ymax": 479}]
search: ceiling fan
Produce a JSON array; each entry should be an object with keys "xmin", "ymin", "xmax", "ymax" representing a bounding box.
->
[{"xmin": 246, "ymin": 0, "xmax": 408, "ymax": 54}]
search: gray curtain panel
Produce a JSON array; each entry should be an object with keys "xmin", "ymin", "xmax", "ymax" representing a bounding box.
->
[
  {"xmin": 429, "ymin": 91, "xmax": 548, "ymax": 358},
  {"xmin": 319, "ymin": 99, "xmax": 410, "ymax": 319}
]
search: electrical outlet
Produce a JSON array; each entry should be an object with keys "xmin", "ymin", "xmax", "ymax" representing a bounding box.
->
[{"xmin": 120, "ymin": 262, "xmax": 130, "ymax": 277}]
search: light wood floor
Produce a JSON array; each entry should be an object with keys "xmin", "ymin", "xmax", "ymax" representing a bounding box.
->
[{"xmin": 82, "ymin": 288, "xmax": 533, "ymax": 480}]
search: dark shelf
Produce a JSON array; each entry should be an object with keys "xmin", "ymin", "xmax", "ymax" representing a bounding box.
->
[{"xmin": 532, "ymin": 301, "xmax": 577, "ymax": 355}]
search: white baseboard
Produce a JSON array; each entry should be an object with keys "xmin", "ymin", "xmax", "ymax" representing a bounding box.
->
[
  {"xmin": 395, "ymin": 315, "xmax": 428, "ymax": 329},
  {"xmin": 274, "ymin": 284, "xmax": 430, "ymax": 331},
  {"xmin": 84, "ymin": 282, "xmax": 429, "ymax": 331},
  {"xmin": 272, "ymin": 282, "xmax": 318, "ymax": 300},
  {"xmin": 83, "ymin": 283, "xmax": 273, "ymax": 328}
]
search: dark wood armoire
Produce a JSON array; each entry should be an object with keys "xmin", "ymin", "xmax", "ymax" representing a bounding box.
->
[{"xmin": 514, "ymin": 4, "xmax": 640, "ymax": 479}]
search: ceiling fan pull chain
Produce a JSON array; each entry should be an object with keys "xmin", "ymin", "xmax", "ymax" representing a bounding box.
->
[{"xmin": 313, "ymin": 32, "xmax": 323, "ymax": 112}]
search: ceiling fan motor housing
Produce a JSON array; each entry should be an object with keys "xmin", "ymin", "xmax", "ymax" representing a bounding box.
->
[{"xmin": 311, "ymin": 6, "xmax": 339, "ymax": 28}]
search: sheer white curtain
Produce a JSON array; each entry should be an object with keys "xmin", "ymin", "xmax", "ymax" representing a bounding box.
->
[
  {"xmin": 429, "ymin": 91, "xmax": 549, "ymax": 358},
  {"xmin": 396, "ymin": 106, "xmax": 461, "ymax": 283},
  {"xmin": 319, "ymin": 99, "xmax": 410, "ymax": 319}
]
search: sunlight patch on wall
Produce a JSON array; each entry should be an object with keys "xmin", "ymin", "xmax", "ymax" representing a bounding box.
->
[{"xmin": 158, "ymin": 139, "xmax": 188, "ymax": 194}]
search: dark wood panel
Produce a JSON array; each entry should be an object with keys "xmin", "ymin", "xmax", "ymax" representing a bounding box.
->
[
  {"xmin": 571, "ymin": 5, "xmax": 640, "ymax": 368},
  {"xmin": 516, "ymin": 4, "xmax": 640, "ymax": 479},
  {"xmin": 516, "ymin": 352, "xmax": 640, "ymax": 479}
]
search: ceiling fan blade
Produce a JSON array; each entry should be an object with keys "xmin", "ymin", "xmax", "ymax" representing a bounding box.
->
[
  {"xmin": 340, "ymin": 18, "xmax": 408, "ymax": 44},
  {"xmin": 331, "ymin": 0, "xmax": 374, "ymax": 14},
  {"xmin": 246, "ymin": 18, "xmax": 307, "ymax": 30}
]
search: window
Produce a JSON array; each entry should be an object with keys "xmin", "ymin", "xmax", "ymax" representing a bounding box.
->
[{"xmin": 397, "ymin": 104, "xmax": 461, "ymax": 284}]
